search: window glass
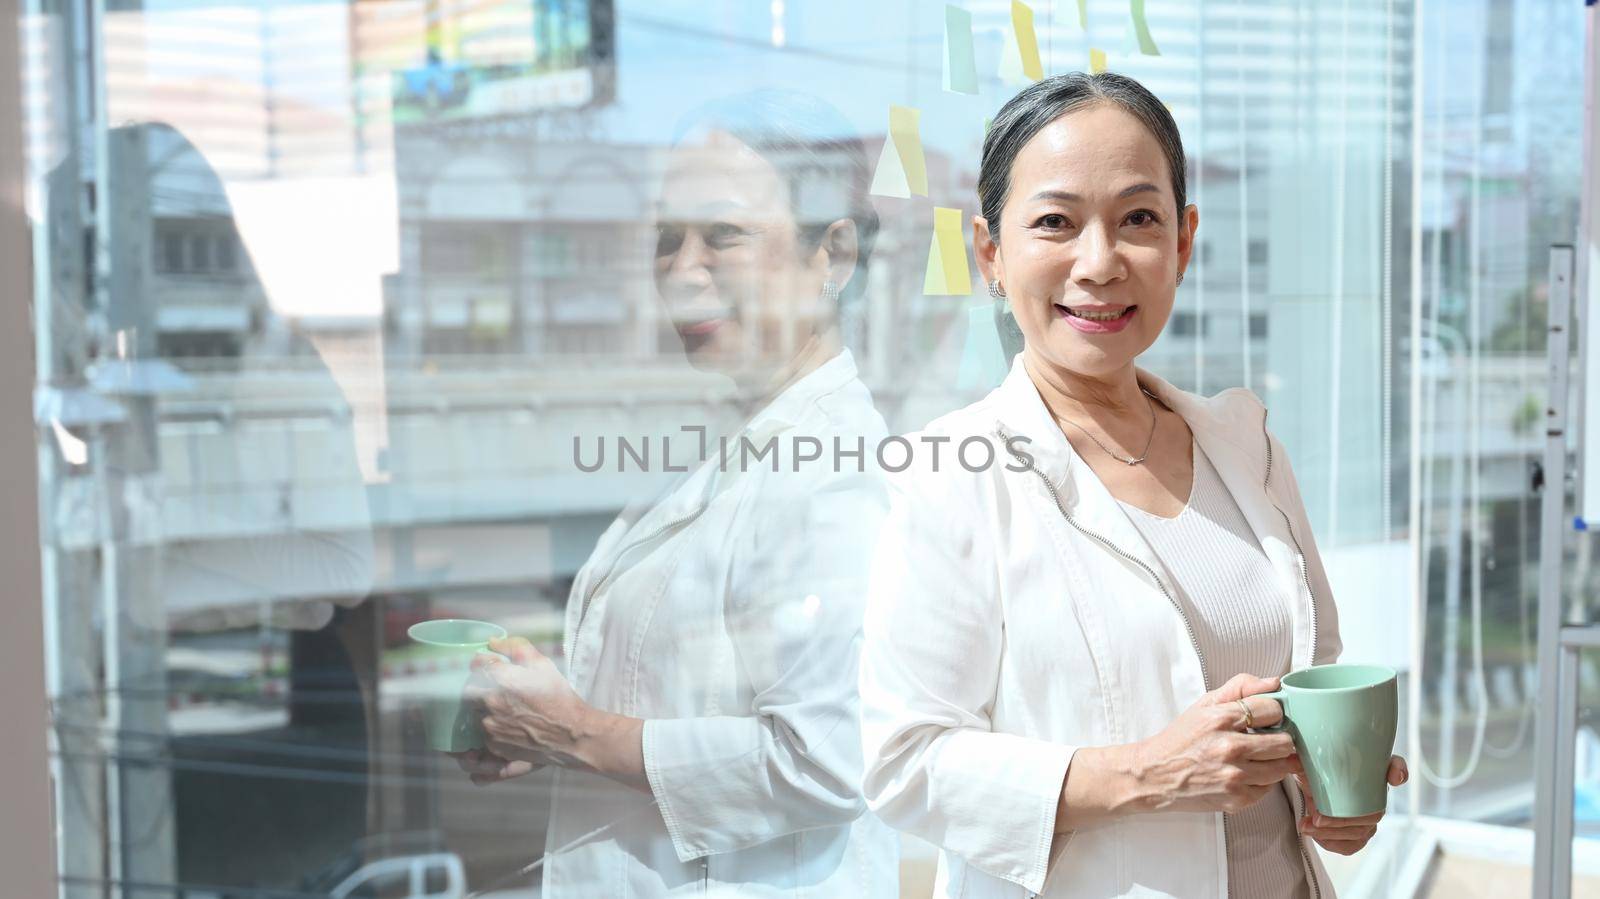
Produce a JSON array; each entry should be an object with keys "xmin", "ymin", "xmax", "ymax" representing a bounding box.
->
[{"xmin": 16, "ymin": 0, "xmax": 1590, "ymax": 895}]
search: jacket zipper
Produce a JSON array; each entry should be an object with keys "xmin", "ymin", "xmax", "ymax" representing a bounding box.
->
[
  {"xmin": 1259, "ymin": 409, "xmax": 1323, "ymax": 899},
  {"xmin": 1000, "ymin": 416, "xmax": 1324, "ymax": 899}
]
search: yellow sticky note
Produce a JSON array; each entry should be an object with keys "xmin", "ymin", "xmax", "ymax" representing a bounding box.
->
[
  {"xmin": 924, "ymin": 207, "xmax": 972, "ymax": 296},
  {"xmin": 1089, "ymin": 47, "xmax": 1107, "ymax": 74},
  {"xmin": 889, "ymin": 105, "xmax": 929, "ymax": 197},
  {"xmin": 870, "ymin": 107, "xmax": 928, "ymax": 198},
  {"xmin": 1000, "ymin": 0, "xmax": 1043, "ymax": 85},
  {"xmin": 1013, "ymin": 1, "xmax": 1043, "ymax": 81},
  {"xmin": 869, "ymin": 138, "xmax": 910, "ymax": 199}
]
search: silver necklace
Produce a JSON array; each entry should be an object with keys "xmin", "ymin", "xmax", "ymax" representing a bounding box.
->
[{"xmin": 1052, "ymin": 388, "xmax": 1160, "ymax": 465}]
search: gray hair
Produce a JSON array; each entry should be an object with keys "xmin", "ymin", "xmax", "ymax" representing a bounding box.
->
[
  {"xmin": 978, "ymin": 72, "xmax": 1187, "ymax": 243},
  {"xmin": 672, "ymin": 90, "xmax": 879, "ymax": 306}
]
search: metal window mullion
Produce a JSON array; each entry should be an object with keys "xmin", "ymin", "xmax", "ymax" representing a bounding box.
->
[{"xmin": 1533, "ymin": 245, "xmax": 1577, "ymax": 899}]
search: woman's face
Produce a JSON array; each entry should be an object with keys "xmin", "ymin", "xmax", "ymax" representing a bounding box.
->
[
  {"xmin": 976, "ymin": 104, "xmax": 1198, "ymax": 380},
  {"xmin": 654, "ymin": 129, "xmax": 841, "ymax": 374}
]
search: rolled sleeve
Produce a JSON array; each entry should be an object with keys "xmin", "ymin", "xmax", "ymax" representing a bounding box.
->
[
  {"xmin": 879, "ymin": 728, "xmax": 1077, "ymax": 892},
  {"xmin": 643, "ymin": 716, "xmax": 757, "ymax": 861},
  {"xmin": 643, "ymin": 713, "xmax": 862, "ymax": 861},
  {"xmin": 642, "ymin": 465, "xmax": 888, "ymax": 860},
  {"xmin": 860, "ymin": 452, "xmax": 1078, "ymax": 895}
]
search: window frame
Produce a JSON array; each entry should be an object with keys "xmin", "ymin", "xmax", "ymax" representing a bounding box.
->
[{"xmin": 0, "ymin": 4, "xmax": 60, "ymax": 895}]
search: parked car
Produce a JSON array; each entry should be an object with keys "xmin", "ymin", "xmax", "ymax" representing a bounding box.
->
[
  {"xmin": 303, "ymin": 832, "xmax": 465, "ymax": 899},
  {"xmin": 327, "ymin": 853, "xmax": 464, "ymax": 899}
]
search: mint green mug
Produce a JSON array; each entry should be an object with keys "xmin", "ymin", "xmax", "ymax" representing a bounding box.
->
[
  {"xmin": 1258, "ymin": 663, "xmax": 1399, "ymax": 818},
  {"xmin": 407, "ymin": 619, "xmax": 507, "ymax": 752}
]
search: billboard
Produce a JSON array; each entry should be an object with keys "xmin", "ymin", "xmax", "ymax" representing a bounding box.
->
[{"xmin": 353, "ymin": 0, "xmax": 615, "ymax": 123}]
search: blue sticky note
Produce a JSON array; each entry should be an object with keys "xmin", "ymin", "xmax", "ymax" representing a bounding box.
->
[
  {"xmin": 943, "ymin": 6, "xmax": 979, "ymax": 95},
  {"xmin": 956, "ymin": 302, "xmax": 1010, "ymax": 389}
]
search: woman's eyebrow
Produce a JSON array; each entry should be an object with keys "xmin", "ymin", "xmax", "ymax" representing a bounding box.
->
[{"xmin": 1028, "ymin": 183, "xmax": 1161, "ymax": 202}]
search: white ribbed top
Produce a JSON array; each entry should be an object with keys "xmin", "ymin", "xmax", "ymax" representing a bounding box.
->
[{"xmin": 1119, "ymin": 439, "xmax": 1309, "ymax": 899}]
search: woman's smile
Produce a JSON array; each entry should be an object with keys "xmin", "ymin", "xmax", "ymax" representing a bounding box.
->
[
  {"xmin": 676, "ymin": 317, "xmax": 728, "ymax": 337},
  {"xmin": 672, "ymin": 313, "xmax": 733, "ymax": 354},
  {"xmin": 1054, "ymin": 302, "xmax": 1138, "ymax": 334}
]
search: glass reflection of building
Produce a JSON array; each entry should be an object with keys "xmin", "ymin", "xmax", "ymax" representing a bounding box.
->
[{"xmin": 19, "ymin": 0, "xmax": 1598, "ymax": 894}]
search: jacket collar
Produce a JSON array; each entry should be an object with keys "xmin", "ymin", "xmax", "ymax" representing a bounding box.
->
[
  {"xmin": 735, "ymin": 347, "xmax": 859, "ymax": 444},
  {"xmin": 586, "ymin": 349, "xmax": 862, "ymax": 580},
  {"xmin": 988, "ymin": 353, "xmax": 1317, "ymax": 671},
  {"xmin": 697, "ymin": 347, "xmax": 861, "ymax": 503},
  {"xmin": 989, "ymin": 353, "xmax": 1270, "ymax": 491}
]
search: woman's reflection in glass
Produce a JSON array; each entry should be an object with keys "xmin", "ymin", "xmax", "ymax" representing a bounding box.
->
[{"xmin": 456, "ymin": 91, "xmax": 898, "ymax": 896}]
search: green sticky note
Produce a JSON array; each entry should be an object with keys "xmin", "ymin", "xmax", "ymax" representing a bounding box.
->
[
  {"xmin": 1076, "ymin": 0, "xmax": 1088, "ymax": 28},
  {"xmin": 957, "ymin": 302, "xmax": 1010, "ymax": 389},
  {"xmin": 1132, "ymin": 0, "xmax": 1161, "ymax": 56},
  {"xmin": 943, "ymin": 6, "xmax": 978, "ymax": 94}
]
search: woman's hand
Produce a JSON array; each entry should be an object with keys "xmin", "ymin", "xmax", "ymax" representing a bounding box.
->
[
  {"xmin": 464, "ymin": 636, "xmax": 587, "ymax": 768},
  {"xmin": 447, "ymin": 747, "xmax": 541, "ymax": 786},
  {"xmin": 462, "ymin": 636, "xmax": 649, "ymax": 791},
  {"xmin": 1125, "ymin": 673, "xmax": 1302, "ymax": 815},
  {"xmin": 1294, "ymin": 755, "xmax": 1409, "ymax": 855}
]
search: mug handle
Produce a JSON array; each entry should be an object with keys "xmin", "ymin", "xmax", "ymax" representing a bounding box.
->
[{"xmin": 1250, "ymin": 689, "xmax": 1288, "ymax": 733}]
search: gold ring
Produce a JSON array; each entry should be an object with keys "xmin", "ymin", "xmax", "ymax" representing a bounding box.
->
[{"xmin": 1236, "ymin": 698, "xmax": 1255, "ymax": 730}]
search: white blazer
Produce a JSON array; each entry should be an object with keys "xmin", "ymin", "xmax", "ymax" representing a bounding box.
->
[
  {"xmin": 860, "ymin": 356, "xmax": 1343, "ymax": 899},
  {"xmin": 544, "ymin": 349, "xmax": 899, "ymax": 897}
]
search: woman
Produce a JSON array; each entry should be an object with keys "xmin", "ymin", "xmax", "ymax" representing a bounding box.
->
[
  {"xmin": 858, "ymin": 73, "xmax": 1407, "ymax": 898},
  {"xmin": 453, "ymin": 91, "xmax": 898, "ymax": 897}
]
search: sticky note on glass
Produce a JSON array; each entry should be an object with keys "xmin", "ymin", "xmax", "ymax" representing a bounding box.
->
[
  {"xmin": 870, "ymin": 139, "xmax": 910, "ymax": 199},
  {"xmin": 924, "ymin": 207, "xmax": 972, "ymax": 296},
  {"xmin": 999, "ymin": 0, "xmax": 1044, "ymax": 85},
  {"xmin": 957, "ymin": 302, "xmax": 1010, "ymax": 389},
  {"xmin": 943, "ymin": 6, "xmax": 978, "ymax": 94},
  {"xmin": 1131, "ymin": 0, "xmax": 1161, "ymax": 56},
  {"xmin": 1075, "ymin": 0, "xmax": 1088, "ymax": 28},
  {"xmin": 1089, "ymin": 47, "xmax": 1107, "ymax": 74},
  {"xmin": 871, "ymin": 105, "xmax": 929, "ymax": 198}
]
